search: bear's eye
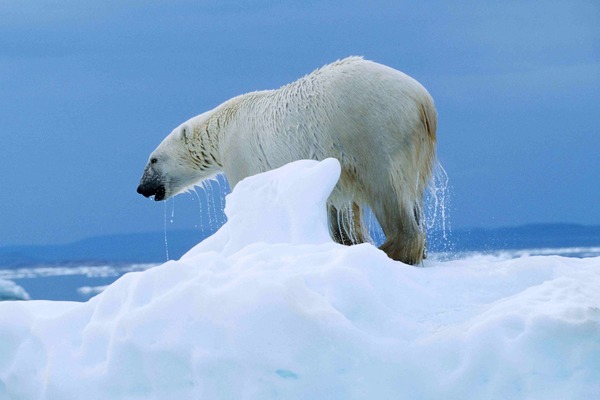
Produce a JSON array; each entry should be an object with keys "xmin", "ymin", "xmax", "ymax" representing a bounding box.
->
[{"xmin": 150, "ymin": 158, "xmax": 158, "ymax": 164}]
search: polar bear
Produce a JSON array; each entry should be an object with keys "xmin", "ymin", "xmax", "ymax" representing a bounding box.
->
[{"xmin": 137, "ymin": 57, "xmax": 437, "ymax": 265}]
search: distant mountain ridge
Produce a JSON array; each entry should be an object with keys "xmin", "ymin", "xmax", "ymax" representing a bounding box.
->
[
  {"xmin": 1, "ymin": 223, "xmax": 599, "ymax": 268},
  {"xmin": 446, "ymin": 223, "xmax": 600, "ymax": 252},
  {"xmin": 0, "ymin": 228, "xmax": 218, "ymax": 268}
]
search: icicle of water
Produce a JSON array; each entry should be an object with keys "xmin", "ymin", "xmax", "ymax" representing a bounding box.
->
[
  {"xmin": 206, "ymin": 180, "xmax": 217, "ymax": 231},
  {"xmin": 216, "ymin": 175, "xmax": 224, "ymax": 216},
  {"xmin": 366, "ymin": 207, "xmax": 375, "ymax": 244},
  {"xmin": 163, "ymin": 201, "xmax": 170, "ymax": 261},
  {"xmin": 333, "ymin": 203, "xmax": 358, "ymax": 244},
  {"xmin": 193, "ymin": 187, "xmax": 205, "ymax": 232},
  {"xmin": 215, "ymin": 174, "xmax": 230, "ymax": 225},
  {"xmin": 429, "ymin": 162, "xmax": 450, "ymax": 237},
  {"xmin": 170, "ymin": 196, "xmax": 175, "ymax": 224},
  {"xmin": 342, "ymin": 206, "xmax": 350, "ymax": 243},
  {"xmin": 337, "ymin": 207, "xmax": 344, "ymax": 241},
  {"xmin": 185, "ymin": 176, "xmax": 228, "ymax": 236},
  {"xmin": 347, "ymin": 204, "xmax": 358, "ymax": 244},
  {"xmin": 199, "ymin": 181, "xmax": 210, "ymax": 229},
  {"xmin": 335, "ymin": 206, "xmax": 345, "ymax": 243},
  {"xmin": 424, "ymin": 161, "xmax": 453, "ymax": 255}
]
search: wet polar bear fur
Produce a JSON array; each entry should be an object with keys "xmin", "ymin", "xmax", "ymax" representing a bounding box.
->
[{"xmin": 137, "ymin": 57, "xmax": 437, "ymax": 265}]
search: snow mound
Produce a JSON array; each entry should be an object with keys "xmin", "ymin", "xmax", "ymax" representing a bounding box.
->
[
  {"xmin": 1, "ymin": 159, "xmax": 599, "ymax": 400},
  {"xmin": 0, "ymin": 279, "xmax": 29, "ymax": 301}
]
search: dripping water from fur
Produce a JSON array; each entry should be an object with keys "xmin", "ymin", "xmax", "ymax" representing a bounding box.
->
[
  {"xmin": 202, "ymin": 181, "xmax": 218, "ymax": 232},
  {"xmin": 194, "ymin": 175, "xmax": 229, "ymax": 235},
  {"xmin": 335, "ymin": 204, "xmax": 361, "ymax": 245},
  {"xmin": 161, "ymin": 178, "xmax": 230, "ymax": 262},
  {"xmin": 162, "ymin": 197, "xmax": 176, "ymax": 261},
  {"xmin": 163, "ymin": 201, "xmax": 170, "ymax": 261},
  {"xmin": 424, "ymin": 162, "xmax": 453, "ymax": 257},
  {"xmin": 192, "ymin": 187, "xmax": 205, "ymax": 232},
  {"xmin": 170, "ymin": 197, "xmax": 176, "ymax": 223},
  {"xmin": 216, "ymin": 175, "xmax": 228, "ymax": 217}
]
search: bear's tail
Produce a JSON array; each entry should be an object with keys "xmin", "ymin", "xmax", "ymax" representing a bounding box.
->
[{"xmin": 418, "ymin": 97, "xmax": 438, "ymax": 194}]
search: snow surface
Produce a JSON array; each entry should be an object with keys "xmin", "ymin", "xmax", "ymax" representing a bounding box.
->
[{"xmin": 1, "ymin": 159, "xmax": 599, "ymax": 400}]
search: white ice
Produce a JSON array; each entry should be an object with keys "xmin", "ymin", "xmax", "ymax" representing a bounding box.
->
[
  {"xmin": 0, "ymin": 279, "xmax": 29, "ymax": 301},
  {"xmin": 1, "ymin": 158, "xmax": 599, "ymax": 400}
]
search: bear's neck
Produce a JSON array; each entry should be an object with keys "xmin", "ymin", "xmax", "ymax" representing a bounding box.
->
[
  {"xmin": 185, "ymin": 114, "xmax": 224, "ymax": 173},
  {"xmin": 210, "ymin": 90, "xmax": 271, "ymax": 158}
]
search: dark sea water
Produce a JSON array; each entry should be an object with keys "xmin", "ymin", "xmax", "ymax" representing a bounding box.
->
[
  {"xmin": 4, "ymin": 247, "xmax": 600, "ymax": 302},
  {"xmin": 1, "ymin": 224, "xmax": 600, "ymax": 302},
  {"xmin": 1, "ymin": 264, "xmax": 157, "ymax": 301}
]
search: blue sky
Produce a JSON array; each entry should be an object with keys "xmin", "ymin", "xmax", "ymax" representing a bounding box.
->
[{"xmin": 1, "ymin": 0, "xmax": 599, "ymax": 246}]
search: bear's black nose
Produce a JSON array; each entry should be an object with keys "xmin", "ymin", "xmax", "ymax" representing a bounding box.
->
[
  {"xmin": 137, "ymin": 183, "xmax": 166, "ymax": 201},
  {"xmin": 137, "ymin": 184, "xmax": 151, "ymax": 197}
]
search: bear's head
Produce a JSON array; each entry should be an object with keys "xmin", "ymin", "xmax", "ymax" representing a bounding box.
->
[{"xmin": 137, "ymin": 114, "xmax": 220, "ymax": 201}]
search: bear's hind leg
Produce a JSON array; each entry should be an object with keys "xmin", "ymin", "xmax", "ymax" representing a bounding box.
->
[
  {"xmin": 372, "ymin": 201, "xmax": 426, "ymax": 265},
  {"xmin": 327, "ymin": 202, "xmax": 369, "ymax": 246}
]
